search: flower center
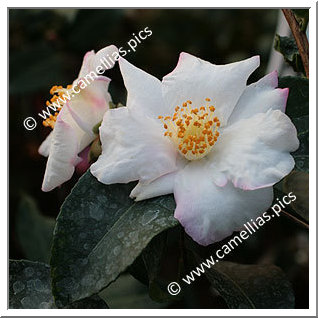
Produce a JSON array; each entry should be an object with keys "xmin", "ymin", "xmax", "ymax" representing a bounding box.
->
[
  {"xmin": 42, "ymin": 84, "xmax": 73, "ymax": 129},
  {"xmin": 158, "ymin": 98, "xmax": 220, "ymax": 160}
]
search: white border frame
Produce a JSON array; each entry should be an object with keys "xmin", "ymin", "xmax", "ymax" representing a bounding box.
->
[{"xmin": 3, "ymin": 1, "xmax": 316, "ymax": 316}]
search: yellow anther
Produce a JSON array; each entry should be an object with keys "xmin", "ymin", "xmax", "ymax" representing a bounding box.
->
[
  {"xmin": 158, "ymin": 98, "xmax": 220, "ymax": 160},
  {"xmin": 43, "ymin": 83, "xmax": 76, "ymax": 129}
]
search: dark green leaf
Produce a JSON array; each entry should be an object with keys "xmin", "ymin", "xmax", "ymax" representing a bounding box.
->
[
  {"xmin": 274, "ymin": 35, "xmax": 305, "ymax": 75},
  {"xmin": 9, "ymin": 260, "xmax": 108, "ymax": 309},
  {"xmin": 203, "ymin": 261, "xmax": 295, "ymax": 309},
  {"xmin": 16, "ymin": 194, "xmax": 55, "ymax": 263},
  {"xmin": 283, "ymin": 170, "xmax": 309, "ymax": 221},
  {"xmin": 9, "ymin": 260, "xmax": 54, "ymax": 309},
  {"xmin": 292, "ymin": 9, "xmax": 309, "ymax": 32},
  {"xmin": 278, "ymin": 76, "xmax": 309, "ymax": 118},
  {"xmin": 292, "ymin": 115, "xmax": 309, "ymax": 172},
  {"xmin": 278, "ymin": 76, "xmax": 309, "ymax": 172},
  {"xmin": 51, "ymin": 171, "xmax": 178, "ymax": 307},
  {"xmin": 142, "ymin": 231, "xmax": 177, "ymax": 302},
  {"xmin": 64, "ymin": 295, "xmax": 109, "ymax": 309},
  {"xmin": 99, "ymin": 274, "xmax": 166, "ymax": 309},
  {"xmin": 128, "ymin": 254, "xmax": 149, "ymax": 286}
]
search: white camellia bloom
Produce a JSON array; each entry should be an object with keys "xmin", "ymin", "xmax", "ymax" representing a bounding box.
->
[
  {"xmin": 91, "ymin": 52, "xmax": 299, "ymax": 246},
  {"xmin": 39, "ymin": 45, "xmax": 118, "ymax": 192}
]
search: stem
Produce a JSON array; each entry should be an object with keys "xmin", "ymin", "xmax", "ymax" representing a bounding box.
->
[
  {"xmin": 282, "ymin": 9, "xmax": 309, "ymax": 78},
  {"xmin": 281, "ymin": 209, "xmax": 309, "ymax": 229}
]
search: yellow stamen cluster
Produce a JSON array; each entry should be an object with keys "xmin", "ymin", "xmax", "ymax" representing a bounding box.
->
[
  {"xmin": 42, "ymin": 84, "xmax": 72, "ymax": 129},
  {"xmin": 158, "ymin": 98, "xmax": 221, "ymax": 160}
]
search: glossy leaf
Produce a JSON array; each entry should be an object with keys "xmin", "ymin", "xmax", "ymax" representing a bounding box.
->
[
  {"xmin": 278, "ymin": 76, "xmax": 309, "ymax": 119},
  {"xmin": 9, "ymin": 260, "xmax": 108, "ymax": 309},
  {"xmin": 203, "ymin": 261, "xmax": 295, "ymax": 309},
  {"xmin": 99, "ymin": 274, "xmax": 166, "ymax": 309},
  {"xmin": 274, "ymin": 35, "xmax": 304, "ymax": 75},
  {"xmin": 292, "ymin": 115, "xmax": 309, "ymax": 172},
  {"xmin": 278, "ymin": 76, "xmax": 308, "ymax": 172},
  {"xmin": 50, "ymin": 171, "xmax": 178, "ymax": 307},
  {"xmin": 283, "ymin": 170, "xmax": 309, "ymax": 222},
  {"xmin": 16, "ymin": 195, "xmax": 55, "ymax": 263},
  {"xmin": 292, "ymin": 9, "xmax": 309, "ymax": 32},
  {"xmin": 142, "ymin": 231, "xmax": 178, "ymax": 302}
]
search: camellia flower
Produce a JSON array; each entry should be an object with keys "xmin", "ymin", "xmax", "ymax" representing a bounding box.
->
[
  {"xmin": 39, "ymin": 45, "xmax": 118, "ymax": 192},
  {"xmin": 91, "ymin": 52, "xmax": 299, "ymax": 246}
]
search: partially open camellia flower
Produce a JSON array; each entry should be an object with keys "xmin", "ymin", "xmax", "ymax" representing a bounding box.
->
[
  {"xmin": 39, "ymin": 45, "xmax": 118, "ymax": 192},
  {"xmin": 91, "ymin": 52, "xmax": 299, "ymax": 246}
]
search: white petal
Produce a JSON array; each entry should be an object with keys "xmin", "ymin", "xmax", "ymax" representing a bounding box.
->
[
  {"xmin": 90, "ymin": 107, "xmax": 178, "ymax": 184},
  {"xmin": 66, "ymin": 77, "xmax": 111, "ymax": 134},
  {"xmin": 41, "ymin": 117, "xmax": 81, "ymax": 192},
  {"xmin": 58, "ymin": 104, "xmax": 95, "ymax": 152},
  {"xmin": 162, "ymin": 53, "xmax": 260, "ymax": 125},
  {"xmin": 227, "ymin": 71, "xmax": 289, "ymax": 125},
  {"xmin": 174, "ymin": 161, "xmax": 274, "ymax": 246},
  {"xmin": 119, "ymin": 58, "xmax": 169, "ymax": 118},
  {"xmin": 130, "ymin": 171, "xmax": 176, "ymax": 201},
  {"xmin": 38, "ymin": 131, "xmax": 53, "ymax": 157},
  {"xmin": 208, "ymin": 109, "xmax": 299, "ymax": 190},
  {"xmin": 94, "ymin": 45, "xmax": 119, "ymax": 71},
  {"xmin": 78, "ymin": 45, "xmax": 118, "ymax": 78}
]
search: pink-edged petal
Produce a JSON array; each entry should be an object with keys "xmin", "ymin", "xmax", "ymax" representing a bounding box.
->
[
  {"xmin": 78, "ymin": 50, "xmax": 95, "ymax": 79},
  {"xmin": 174, "ymin": 161, "xmax": 274, "ymax": 246},
  {"xmin": 162, "ymin": 53, "xmax": 260, "ymax": 125},
  {"xmin": 41, "ymin": 117, "xmax": 81, "ymax": 192},
  {"xmin": 90, "ymin": 106, "xmax": 178, "ymax": 184},
  {"xmin": 58, "ymin": 104, "xmax": 95, "ymax": 152},
  {"xmin": 75, "ymin": 146, "xmax": 91, "ymax": 175},
  {"xmin": 65, "ymin": 77, "xmax": 111, "ymax": 135},
  {"xmin": 208, "ymin": 109, "xmax": 299, "ymax": 190},
  {"xmin": 118, "ymin": 57, "xmax": 169, "ymax": 118},
  {"xmin": 38, "ymin": 131, "xmax": 53, "ymax": 157},
  {"xmin": 227, "ymin": 71, "xmax": 289, "ymax": 125}
]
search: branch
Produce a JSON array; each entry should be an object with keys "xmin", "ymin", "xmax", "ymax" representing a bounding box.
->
[
  {"xmin": 281, "ymin": 210, "xmax": 309, "ymax": 229},
  {"xmin": 282, "ymin": 9, "xmax": 309, "ymax": 78}
]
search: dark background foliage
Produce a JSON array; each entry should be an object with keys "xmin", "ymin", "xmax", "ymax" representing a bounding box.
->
[{"xmin": 9, "ymin": 9, "xmax": 308, "ymax": 309}]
